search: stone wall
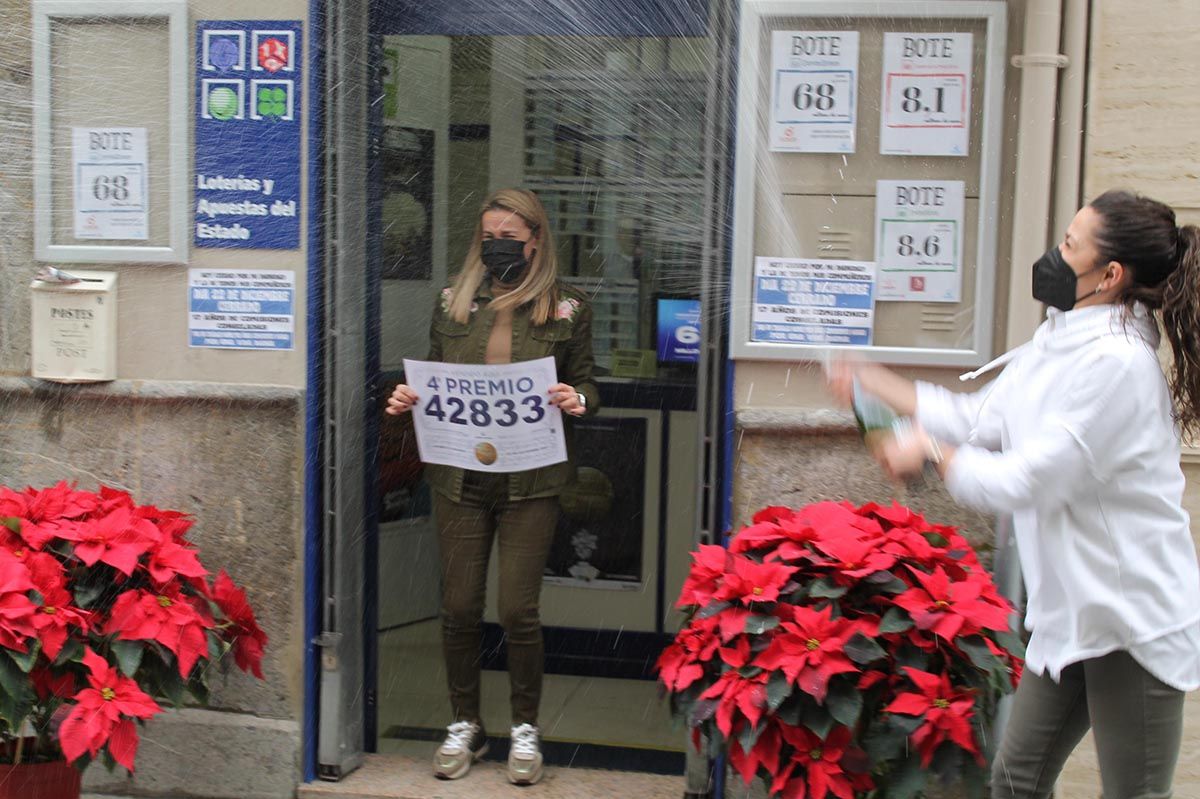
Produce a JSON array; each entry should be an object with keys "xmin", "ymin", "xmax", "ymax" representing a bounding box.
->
[{"xmin": 0, "ymin": 379, "xmax": 305, "ymax": 799}]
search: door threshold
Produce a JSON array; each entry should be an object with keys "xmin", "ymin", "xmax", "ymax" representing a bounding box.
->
[{"xmin": 298, "ymin": 752, "xmax": 687, "ymax": 799}]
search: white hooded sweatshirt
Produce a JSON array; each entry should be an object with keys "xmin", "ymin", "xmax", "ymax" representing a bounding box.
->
[{"xmin": 916, "ymin": 303, "xmax": 1200, "ymax": 690}]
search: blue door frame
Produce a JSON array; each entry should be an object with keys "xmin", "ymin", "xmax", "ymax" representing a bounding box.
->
[{"xmin": 302, "ymin": 0, "xmax": 738, "ymax": 782}]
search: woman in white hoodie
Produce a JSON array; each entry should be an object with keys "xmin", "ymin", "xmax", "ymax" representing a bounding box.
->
[{"xmin": 829, "ymin": 190, "xmax": 1200, "ymax": 799}]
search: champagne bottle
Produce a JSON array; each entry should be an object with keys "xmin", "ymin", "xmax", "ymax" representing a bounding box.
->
[{"xmin": 851, "ymin": 377, "xmax": 900, "ymax": 455}]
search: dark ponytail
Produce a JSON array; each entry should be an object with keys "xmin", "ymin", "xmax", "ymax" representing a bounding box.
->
[
  {"xmin": 1090, "ymin": 190, "xmax": 1200, "ymax": 437},
  {"xmin": 1161, "ymin": 225, "xmax": 1200, "ymax": 437}
]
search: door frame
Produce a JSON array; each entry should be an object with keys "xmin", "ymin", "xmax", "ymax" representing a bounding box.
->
[{"xmin": 306, "ymin": 0, "xmax": 740, "ymax": 781}]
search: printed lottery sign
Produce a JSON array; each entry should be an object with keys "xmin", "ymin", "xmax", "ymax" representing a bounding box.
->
[
  {"xmin": 875, "ymin": 180, "xmax": 965, "ymax": 302},
  {"xmin": 879, "ymin": 33, "xmax": 973, "ymax": 157},
  {"xmin": 751, "ymin": 258, "xmax": 876, "ymax": 346},
  {"xmin": 404, "ymin": 357, "xmax": 567, "ymax": 473},
  {"xmin": 769, "ymin": 31, "xmax": 860, "ymax": 153},
  {"xmin": 72, "ymin": 128, "xmax": 148, "ymax": 240}
]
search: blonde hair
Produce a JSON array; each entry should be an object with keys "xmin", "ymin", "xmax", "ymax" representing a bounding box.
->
[{"xmin": 447, "ymin": 188, "xmax": 560, "ymax": 325}]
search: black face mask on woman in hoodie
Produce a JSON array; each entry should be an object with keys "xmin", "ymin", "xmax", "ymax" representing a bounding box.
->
[{"xmin": 1031, "ymin": 246, "xmax": 1107, "ymax": 312}]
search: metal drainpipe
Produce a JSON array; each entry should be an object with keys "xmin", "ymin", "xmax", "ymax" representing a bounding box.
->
[
  {"xmin": 1004, "ymin": 0, "xmax": 1067, "ymax": 351},
  {"xmin": 1053, "ymin": 0, "xmax": 1091, "ymax": 235}
]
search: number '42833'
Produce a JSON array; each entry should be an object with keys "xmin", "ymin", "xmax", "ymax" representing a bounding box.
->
[{"xmin": 422, "ymin": 377, "xmax": 545, "ymax": 428}]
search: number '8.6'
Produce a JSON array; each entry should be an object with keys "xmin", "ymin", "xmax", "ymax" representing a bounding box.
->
[{"xmin": 423, "ymin": 393, "xmax": 546, "ymax": 427}]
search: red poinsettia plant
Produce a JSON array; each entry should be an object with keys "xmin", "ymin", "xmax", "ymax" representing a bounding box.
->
[
  {"xmin": 658, "ymin": 501, "xmax": 1024, "ymax": 799},
  {"xmin": 0, "ymin": 482, "xmax": 268, "ymax": 773}
]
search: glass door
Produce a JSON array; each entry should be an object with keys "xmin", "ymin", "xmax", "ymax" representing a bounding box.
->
[{"xmin": 365, "ymin": 0, "xmax": 724, "ymax": 773}]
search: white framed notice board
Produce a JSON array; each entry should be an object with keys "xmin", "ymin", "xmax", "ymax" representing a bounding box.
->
[{"xmin": 729, "ymin": 0, "xmax": 1008, "ymax": 367}]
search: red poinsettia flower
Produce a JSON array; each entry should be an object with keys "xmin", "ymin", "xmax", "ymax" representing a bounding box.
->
[
  {"xmin": 675, "ymin": 544, "xmax": 732, "ymax": 608},
  {"xmin": 699, "ymin": 638, "xmax": 769, "ymax": 737},
  {"xmin": 812, "ymin": 533, "xmax": 897, "ymax": 581},
  {"xmin": 0, "ymin": 548, "xmax": 38, "ymax": 651},
  {"xmin": 59, "ymin": 648, "xmax": 162, "ymax": 770},
  {"xmin": 146, "ymin": 539, "xmax": 208, "ymax": 586},
  {"xmin": 212, "ymin": 570, "xmax": 269, "ymax": 679},
  {"xmin": 96, "ymin": 485, "xmax": 136, "ymax": 514},
  {"xmin": 29, "ymin": 566, "xmax": 91, "ymax": 660},
  {"xmin": 0, "ymin": 482, "xmax": 98, "ymax": 550},
  {"xmin": 754, "ymin": 605, "xmax": 860, "ymax": 703},
  {"xmin": 58, "ymin": 508, "xmax": 160, "ymax": 576},
  {"xmin": 31, "ymin": 664, "xmax": 77, "ymax": 702},
  {"xmin": 892, "ymin": 565, "xmax": 1012, "ymax": 640},
  {"xmin": 729, "ymin": 719, "xmax": 782, "ymax": 784},
  {"xmin": 107, "ymin": 584, "xmax": 212, "ymax": 678},
  {"xmin": 884, "ymin": 667, "xmax": 982, "ymax": 766},
  {"xmin": 773, "ymin": 725, "xmax": 866, "ymax": 799},
  {"xmin": 715, "ymin": 556, "xmax": 798, "ymax": 605}
]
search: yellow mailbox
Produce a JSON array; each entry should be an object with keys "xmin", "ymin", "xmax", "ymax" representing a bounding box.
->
[{"xmin": 30, "ymin": 270, "xmax": 118, "ymax": 383}]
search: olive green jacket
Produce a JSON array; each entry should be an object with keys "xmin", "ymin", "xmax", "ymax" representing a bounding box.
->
[{"xmin": 422, "ymin": 280, "xmax": 600, "ymax": 502}]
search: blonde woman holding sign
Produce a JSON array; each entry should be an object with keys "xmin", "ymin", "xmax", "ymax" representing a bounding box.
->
[{"xmin": 386, "ymin": 188, "xmax": 598, "ymax": 786}]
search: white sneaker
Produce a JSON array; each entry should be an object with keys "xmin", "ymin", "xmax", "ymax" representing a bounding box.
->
[
  {"xmin": 432, "ymin": 721, "xmax": 488, "ymax": 780},
  {"xmin": 507, "ymin": 723, "xmax": 544, "ymax": 786}
]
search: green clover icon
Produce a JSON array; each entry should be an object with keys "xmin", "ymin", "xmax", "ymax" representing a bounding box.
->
[{"xmin": 256, "ymin": 87, "xmax": 288, "ymax": 119}]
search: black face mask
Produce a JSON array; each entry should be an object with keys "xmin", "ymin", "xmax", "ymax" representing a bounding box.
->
[
  {"xmin": 1031, "ymin": 246, "xmax": 1103, "ymax": 311},
  {"xmin": 481, "ymin": 238, "xmax": 532, "ymax": 285}
]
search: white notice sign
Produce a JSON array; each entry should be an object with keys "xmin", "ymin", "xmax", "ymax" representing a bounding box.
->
[
  {"xmin": 770, "ymin": 31, "xmax": 860, "ymax": 153},
  {"xmin": 875, "ymin": 180, "xmax": 965, "ymax": 302},
  {"xmin": 404, "ymin": 357, "xmax": 567, "ymax": 473},
  {"xmin": 189, "ymin": 268, "xmax": 296, "ymax": 349},
  {"xmin": 72, "ymin": 127, "xmax": 149, "ymax": 240},
  {"xmin": 879, "ymin": 33, "xmax": 973, "ymax": 157},
  {"xmin": 752, "ymin": 257, "xmax": 876, "ymax": 346}
]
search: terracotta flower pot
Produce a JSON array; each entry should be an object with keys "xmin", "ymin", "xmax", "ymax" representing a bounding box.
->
[{"xmin": 0, "ymin": 759, "xmax": 82, "ymax": 799}]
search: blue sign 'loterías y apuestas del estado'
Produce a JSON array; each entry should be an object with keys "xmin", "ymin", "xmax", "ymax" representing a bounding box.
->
[{"xmin": 195, "ymin": 21, "xmax": 302, "ymax": 249}]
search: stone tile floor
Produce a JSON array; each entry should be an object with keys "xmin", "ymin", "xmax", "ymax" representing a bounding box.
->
[{"xmin": 295, "ymin": 752, "xmax": 686, "ymax": 799}]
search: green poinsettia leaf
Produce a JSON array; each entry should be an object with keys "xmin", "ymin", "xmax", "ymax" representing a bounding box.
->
[
  {"xmin": 73, "ymin": 581, "xmax": 106, "ymax": 609},
  {"xmin": 111, "ymin": 640, "xmax": 145, "ymax": 678},
  {"xmin": 737, "ymin": 721, "xmax": 764, "ymax": 754},
  {"xmin": 880, "ymin": 606, "xmax": 915, "ymax": 633},
  {"xmin": 0, "ymin": 653, "xmax": 35, "ymax": 723},
  {"xmin": 885, "ymin": 756, "xmax": 929, "ymax": 799},
  {"xmin": 809, "ymin": 577, "xmax": 847, "ymax": 599},
  {"xmin": 993, "ymin": 627, "xmax": 1027, "ymax": 659},
  {"xmin": 893, "ymin": 644, "xmax": 930, "ymax": 672},
  {"xmin": 891, "ymin": 712, "xmax": 924, "ymax": 735},
  {"xmin": 775, "ymin": 695, "xmax": 802, "ymax": 727},
  {"xmin": 54, "ymin": 637, "xmax": 85, "ymax": 666},
  {"xmin": 921, "ymin": 531, "xmax": 950, "ymax": 548},
  {"xmin": 689, "ymin": 698, "xmax": 719, "ymax": 726},
  {"xmin": 7, "ymin": 641, "xmax": 40, "ymax": 673},
  {"xmin": 766, "ymin": 671, "xmax": 792, "ymax": 712},
  {"xmin": 737, "ymin": 665, "xmax": 764, "ymax": 679},
  {"xmin": 800, "ymin": 703, "xmax": 835, "ymax": 739},
  {"xmin": 931, "ymin": 741, "xmax": 965, "ymax": 782},
  {"xmin": 0, "ymin": 516, "xmax": 20, "ymax": 534},
  {"xmin": 744, "ymin": 614, "xmax": 780, "ymax": 635},
  {"xmin": 864, "ymin": 723, "xmax": 906, "ymax": 762},
  {"xmin": 957, "ymin": 635, "xmax": 998, "ymax": 672},
  {"xmin": 844, "ymin": 632, "xmax": 887, "ymax": 665},
  {"xmin": 826, "ymin": 679, "xmax": 863, "ymax": 727},
  {"xmin": 697, "ymin": 601, "xmax": 732, "ymax": 620},
  {"xmin": 873, "ymin": 574, "xmax": 911, "ymax": 595}
]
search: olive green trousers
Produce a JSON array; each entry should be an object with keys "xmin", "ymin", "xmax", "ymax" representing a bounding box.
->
[{"xmin": 433, "ymin": 471, "xmax": 559, "ymax": 726}]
